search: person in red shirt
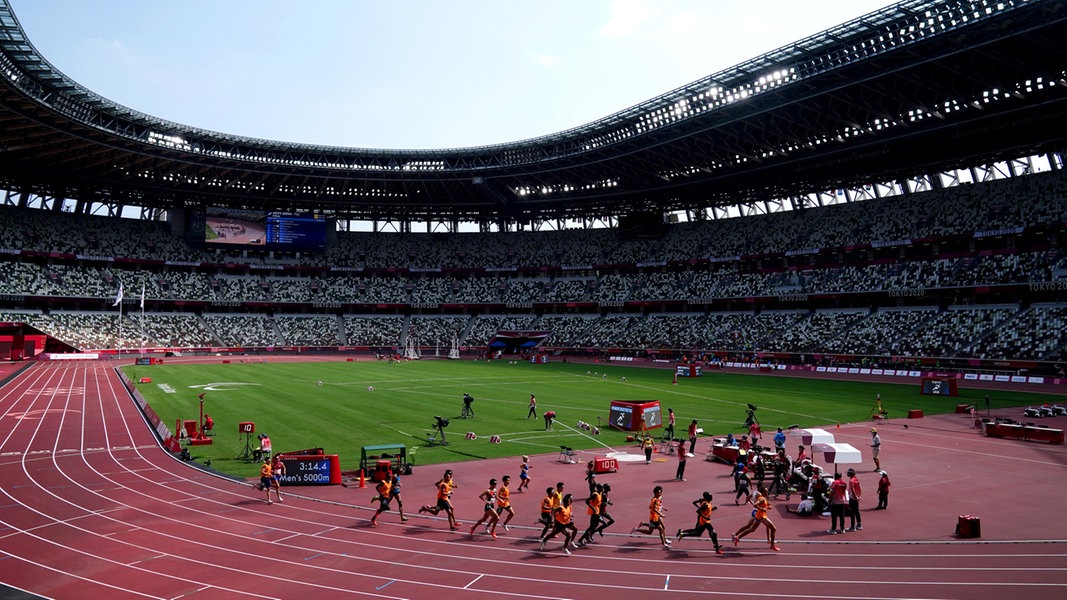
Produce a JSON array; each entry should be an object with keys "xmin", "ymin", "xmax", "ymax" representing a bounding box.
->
[
  {"xmin": 269, "ymin": 454, "xmax": 284, "ymax": 504},
  {"xmin": 846, "ymin": 468, "xmax": 863, "ymax": 531},
  {"xmin": 675, "ymin": 439, "xmax": 688, "ymax": 481},
  {"xmin": 543, "ymin": 410, "xmax": 556, "ymax": 431},
  {"xmin": 876, "ymin": 470, "xmax": 891, "ymax": 509},
  {"xmin": 828, "ymin": 472, "xmax": 848, "ymax": 534}
]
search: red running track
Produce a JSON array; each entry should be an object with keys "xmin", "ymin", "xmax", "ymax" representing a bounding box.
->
[{"xmin": 0, "ymin": 362, "xmax": 1065, "ymax": 599}]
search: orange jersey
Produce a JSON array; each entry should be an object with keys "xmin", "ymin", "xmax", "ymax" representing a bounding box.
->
[
  {"xmin": 753, "ymin": 494, "xmax": 770, "ymax": 520},
  {"xmin": 696, "ymin": 501, "xmax": 713, "ymax": 526},
  {"xmin": 259, "ymin": 463, "xmax": 272, "ymax": 478},
  {"xmin": 497, "ymin": 485, "xmax": 511, "ymax": 508},
  {"xmin": 586, "ymin": 492, "xmax": 601, "ymax": 515},
  {"xmin": 436, "ymin": 479, "xmax": 453, "ymax": 501},
  {"xmin": 554, "ymin": 505, "xmax": 572, "ymax": 525},
  {"xmin": 649, "ymin": 496, "xmax": 663, "ymax": 522},
  {"xmin": 541, "ymin": 494, "xmax": 555, "ymax": 515},
  {"xmin": 376, "ymin": 479, "xmax": 392, "ymax": 497}
]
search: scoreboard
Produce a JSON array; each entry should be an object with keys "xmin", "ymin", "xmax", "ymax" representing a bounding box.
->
[
  {"xmin": 921, "ymin": 377, "xmax": 959, "ymax": 396},
  {"xmin": 275, "ymin": 454, "xmax": 341, "ymax": 485}
]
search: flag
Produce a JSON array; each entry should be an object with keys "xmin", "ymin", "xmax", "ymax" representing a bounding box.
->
[
  {"xmin": 112, "ymin": 282, "xmax": 123, "ymax": 307},
  {"xmin": 140, "ymin": 282, "xmax": 145, "ymax": 309}
]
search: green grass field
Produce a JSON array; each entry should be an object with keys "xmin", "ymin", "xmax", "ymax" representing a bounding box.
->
[{"xmin": 122, "ymin": 359, "xmax": 1061, "ymax": 479}]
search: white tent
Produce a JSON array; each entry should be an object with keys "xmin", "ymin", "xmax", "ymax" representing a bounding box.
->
[
  {"xmin": 812, "ymin": 442, "xmax": 862, "ymax": 470},
  {"xmin": 792, "ymin": 428, "xmax": 836, "ymax": 446}
]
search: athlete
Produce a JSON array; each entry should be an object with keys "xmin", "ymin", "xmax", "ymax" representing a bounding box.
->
[
  {"xmin": 631, "ymin": 486, "xmax": 671, "ymax": 549},
  {"xmin": 676, "ymin": 491, "xmax": 725, "ymax": 554}
]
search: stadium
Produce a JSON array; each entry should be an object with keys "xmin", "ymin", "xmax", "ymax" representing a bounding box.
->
[{"xmin": 0, "ymin": 0, "xmax": 1066, "ymax": 598}]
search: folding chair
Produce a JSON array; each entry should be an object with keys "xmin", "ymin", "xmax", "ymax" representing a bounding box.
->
[{"xmin": 558, "ymin": 446, "xmax": 576, "ymax": 463}]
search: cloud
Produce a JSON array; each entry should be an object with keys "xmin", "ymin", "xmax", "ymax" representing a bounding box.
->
[
  {"xmin": 598, "ymin": 0, "xmax": 658, "ymax": 39},
  {"xmin": 533, "ymin": 53, "xmax": 564, "ymax": 67}
]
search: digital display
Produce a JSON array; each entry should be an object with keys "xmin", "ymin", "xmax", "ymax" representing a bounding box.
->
[
  {"xmin": 277, "ymin": 456, "xmax": 333, "ymax": 485},
  {"xmin": 922, "ymin": 378, "xmax": 953, "ymax": 395},
  {"xmin": 610, "ymin": 404, "xmax": 633, "ymax": 429},
  {"xmin": 643, "ymin": 405, "xmax": 662, "ymax": 427},
  {"xmin": 265, "ymin": 212, "xmax": 326, "ymax": 250},
  {"xmin": 205, "ymin": 207, "xmax": 327, "ymax": 251}
]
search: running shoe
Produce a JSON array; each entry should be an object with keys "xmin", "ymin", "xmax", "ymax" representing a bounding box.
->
[
  {"xmin": 401, "ymin": 516, "xmax": 410, "ymax": 521},
  {"xmin": 715, "ymin": 547, "xmax": 725, "ymax": 555},
  {"xmin": 731, "ymin": 533, "xmax": 739, "ymax": 545},
  {"xmin": 470, "ymin": 526, "xmax": 477, "ymax": 535},
  {"xmin": 770, "ymin": 544, "xmax": 781, "ymax": 551},
  {"xmin": 856, "ymin": 525, "xmax": 863, "ymax": 530},
  {"xmin": 827, "ymin": 529, "xmax": 837, "ymax": 534},
  {"xmin": 538, "ymin": 539, "xmax": 546, "ymax": 552},
  {"xmin": 490, "ymin": 531, "xmax": 497, "ymax": 539},
  {"xmin": 562, "ymin": 547, "xmax": 571, "ymax": 555},
  {"xmin": 676, "ymin": 529, "xmax": 683, "ymax": 542},
  {"xmin": 450, "ymin": 525, "xmax": 460, "ymax": 531}
]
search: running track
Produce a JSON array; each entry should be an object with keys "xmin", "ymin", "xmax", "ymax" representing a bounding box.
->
[{"xmin": 0, "ymin": 362, "xmax": 1065, "ymax": 599}]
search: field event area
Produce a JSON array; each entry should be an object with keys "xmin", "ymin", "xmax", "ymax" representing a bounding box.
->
[{"xmin": 125, "ymin": 357, "xmax": 1062, "ymax": 478}]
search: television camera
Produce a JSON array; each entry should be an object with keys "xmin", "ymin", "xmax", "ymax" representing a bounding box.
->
[
  {"xmin": 428, "ymin": 415, "xmax": 450, "ymax": 446},
  {"xmin": 460, "ymin": 393, "xmax": 475, "ymax": 419},
  {"xmin": 744, "ymin": 403, "xmax": 759, "ymax": 427}
]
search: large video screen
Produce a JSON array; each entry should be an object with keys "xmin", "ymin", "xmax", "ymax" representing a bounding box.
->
[{"xmin": 205, "ymin": 208, "xmax": 327, "ymax": 251}]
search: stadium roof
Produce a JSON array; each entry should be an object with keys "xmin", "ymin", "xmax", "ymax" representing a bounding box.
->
[{"xmin": 0, "ymin": 0, "xmax": 1064, "ymax": 227}]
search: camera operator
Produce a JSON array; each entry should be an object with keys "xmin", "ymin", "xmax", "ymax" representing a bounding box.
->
[{"xmin": 461, "ymin": 393, "xmax": 475, "ymax": 418}]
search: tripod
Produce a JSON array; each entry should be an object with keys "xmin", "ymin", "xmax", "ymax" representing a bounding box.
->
[
  {"xmin": 460, "ymin": 403, "xmax": 474, "ymax": 419},
  {"xmin": 870, "ymin": 398, "xmax": 888, "ymax": 423},
  {"xmin": 237, "ymin": 431, "xmax": 255, "ymax": 460},
  {"xmin": 427, "ymin": 423, "xmax": 449, "ymax": 446}
]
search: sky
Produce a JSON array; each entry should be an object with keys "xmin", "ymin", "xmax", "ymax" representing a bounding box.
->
[{"xmin": 10, "ymin": 0, "xmax": 897, "ymax": 150}]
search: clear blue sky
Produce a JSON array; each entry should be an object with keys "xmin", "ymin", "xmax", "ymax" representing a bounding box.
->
[{"xmin": 11, "ymin": 0, "xmax": 895, "ymax": 150}]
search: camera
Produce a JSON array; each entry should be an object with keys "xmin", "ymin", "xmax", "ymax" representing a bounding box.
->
[
  {"xmin": 434, "ymin": 416, "xmax": 450, "ymax": 428},
  {"xmin": 463, "ymin": 393, "xmax": 473, "ymax": 406}
]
